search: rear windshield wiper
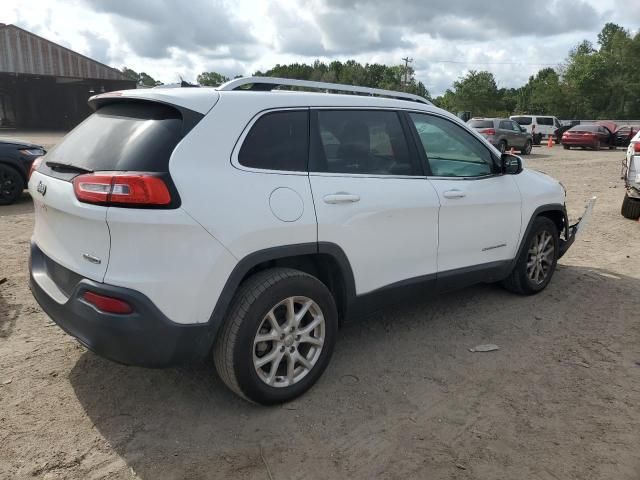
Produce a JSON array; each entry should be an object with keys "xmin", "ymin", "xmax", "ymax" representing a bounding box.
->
[{"xmin": 45, "ymin": 161, "xmax": 93, "ymax": 174}]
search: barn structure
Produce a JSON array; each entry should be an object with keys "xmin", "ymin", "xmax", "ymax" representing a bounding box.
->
[{"xmin": 0, "ymin": 24, "xmax": 136, "ymax": 130}]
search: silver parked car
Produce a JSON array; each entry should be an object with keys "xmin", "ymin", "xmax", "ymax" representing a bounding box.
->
[{"xmin": 468, "ymin": 118, "xmax": 533, "ymax": 155}]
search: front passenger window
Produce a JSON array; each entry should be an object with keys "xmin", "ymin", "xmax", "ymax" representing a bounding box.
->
[{"xmin": 409, "ymin": 113, "xmax": 495, "ymax": 177}]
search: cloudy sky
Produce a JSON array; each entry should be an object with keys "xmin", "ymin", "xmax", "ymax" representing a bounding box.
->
[{"xmin": 2, "ymin": 0, "xmax": 639, "ymax": 96}]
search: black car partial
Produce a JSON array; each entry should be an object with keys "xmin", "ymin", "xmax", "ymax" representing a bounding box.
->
[{"xmin": 0, "ymin": 138, "xmax": 46, "ymax": 205}]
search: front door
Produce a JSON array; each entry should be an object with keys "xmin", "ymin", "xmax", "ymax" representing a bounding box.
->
[
  {"xmin": 406, "ymin": 112, "xmax": 522, "ymax": 274},
  {"xmin": 308, "ymin": 109, "xmax": 440, "ymax": 295}
]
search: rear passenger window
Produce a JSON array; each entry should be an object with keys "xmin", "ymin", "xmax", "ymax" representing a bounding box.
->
[
  {"xmin": 239, "ymin": 110, "xmax": 308, "ymax": 171},
  {"xmin": 537, "ymin": 117, "xmax": 553, "ymax": 126},
  {"xmin": 311, "ymin": 110, "xmax": 415, "ymax": 175}
]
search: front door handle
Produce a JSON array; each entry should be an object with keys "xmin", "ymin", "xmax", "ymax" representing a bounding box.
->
[
  {"xmin": 442, "ymin": 189, "xmax": 466, "ymax": 199},
  {"xmin": 323, "ymin": 193, "xmax": 361, "ymax": 204}
]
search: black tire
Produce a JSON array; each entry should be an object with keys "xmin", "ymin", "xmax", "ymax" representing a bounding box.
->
[
  {"xmin": 621, "ymin": 194, "xmax": 640, "ymax": 220},
  {"xmin": 501, "ymin": 217, "xmax": 559, "ymax": 295},
  {"xmin": 498, "ymin": 141, "xmax": 507, "ymax": 154},
  {"xmin": 520, "ymin": 140, "xmax": 532, "ymax": 155},
  {"xmin": 563, "ymin": 145, "xmax": 570, "ymax": 150},
  {"xmin": 0, "ymin": 164, "xmax": 24, "ymax": 206},
  {"xmin": 214, "ymin": 268, "xmax": 338, "ymax": 404}
]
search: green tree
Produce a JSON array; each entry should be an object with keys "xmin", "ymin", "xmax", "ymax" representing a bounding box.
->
[
  {"xmin": 448, "ymin": 70, "xmax": 502, "ymax": 116},
  {"xmin": 197, "ymin": 71, "xmax": 229, "ymax": 86},
  {"xmin": 120, "ymin": 67, "xmax": 162, "ymax": 87}
]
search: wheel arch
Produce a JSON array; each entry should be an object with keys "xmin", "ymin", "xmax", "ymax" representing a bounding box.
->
[
  {"xmin": 208, "ymin": 242, "xmax": 356, "ymax": 333},
  {"xmin": 511, "ymin": 204, "xmax": 568, "ymax": 269}
]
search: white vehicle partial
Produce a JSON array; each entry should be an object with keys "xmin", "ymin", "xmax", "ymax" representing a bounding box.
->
[
  {"xmin": 28, "ymin": 77, "xmax": 594, "ymax": 404},
  {"xmin": 511, "ymin": 114, "xmax": 562, "ymax": 141},
  {"xmin": 621, "ymin": 129, "xmax": 640, "ymax": 219}
]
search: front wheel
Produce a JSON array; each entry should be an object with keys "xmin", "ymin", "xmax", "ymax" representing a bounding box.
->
[
  {"xmin": 563, "ymin": 145, "xmax": 570, "ymax": 150},
  {"xmin": 501, "ymin": 217, "xmax": 559, "ymax": 295},
  {"xmin": 214, "ymin": 268, "xmax": 338, "ymax": 404},
  {"xmin": 520, "ymin": 140, "xmax": 532, "ymax": 155}
]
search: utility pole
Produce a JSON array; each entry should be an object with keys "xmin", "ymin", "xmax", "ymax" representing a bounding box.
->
[{"xmin": 401, "ymin": 57, "xmax": 413, "ymax": 88}]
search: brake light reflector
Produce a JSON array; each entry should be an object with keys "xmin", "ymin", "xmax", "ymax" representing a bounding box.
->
[
  {"xmin": 479, "ymin": 128, "xmax": 496, "ymax": 135},
  {"xmin": 83, "ymin": 291, "xmax": 133, "ymax": 314},
  {"xmin": 634, "ymin": 142, "xmax": 640, "ymax": 153},
  {"xmin": 73, "ymin": 173, "xmax": 171, "ymax": 206}
]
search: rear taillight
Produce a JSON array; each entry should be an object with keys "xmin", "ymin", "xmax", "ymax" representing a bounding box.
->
[
  {"xmin": 479, "ymin": 128, "xmax": 496, "ymax": 135},
  {"xmin": 83, "ymin": 291, "xmax": 133, "ymax": 314},
  {"xmin": 634, "ymin": 142, "xmax": 640, "ymax": 153},
  {"xmin": 28, "ymin": 157, "xmax": 43, "ymax": 180},
  {"xmin": 73, "ymin": 173, "xmax": 171, "ymax": 207}
]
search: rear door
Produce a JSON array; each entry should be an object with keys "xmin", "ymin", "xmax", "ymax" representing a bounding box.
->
[
  {"xmin": 308, "ymin": 109, "xmax": 440, "ymax": 294},
  {"xmin": 29, "ymin": 101, "xmax": 188, "ymax": 282}
]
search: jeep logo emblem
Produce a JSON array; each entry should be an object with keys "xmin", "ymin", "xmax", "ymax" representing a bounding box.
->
[{"xmin": 36, "ymin": 181, "xmax": 47, "ymax": 196}]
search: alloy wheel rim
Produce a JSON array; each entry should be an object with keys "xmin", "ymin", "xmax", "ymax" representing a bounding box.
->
[
  {"xmin": 253, "ymin": 296, "xmax": 325, "ymax": 388},
  {"xmin": 526, "ymin": 231, "xmax": 554, "ymax": 284},
  {"xmin": 526, "ymin": 142, "xmax": 532, "ymax": 154}
]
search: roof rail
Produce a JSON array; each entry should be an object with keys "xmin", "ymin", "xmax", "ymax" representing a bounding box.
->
[{"xmin": 216, "ymin": 76, "xmax": 432, "ymax": 105}]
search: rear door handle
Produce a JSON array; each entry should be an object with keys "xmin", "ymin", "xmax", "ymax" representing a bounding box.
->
[
  {"xmin": 442, "ymin": 189, "xmax": 466, "ymax": 199},
  {"xmin": 323, "ymin": 193, "xmax": 361, "ymax": 204}
]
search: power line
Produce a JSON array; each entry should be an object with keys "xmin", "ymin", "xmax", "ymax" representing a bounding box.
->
[{"xmin": 426, "ymin": 59, "xmax": 563, "ymax": 66}]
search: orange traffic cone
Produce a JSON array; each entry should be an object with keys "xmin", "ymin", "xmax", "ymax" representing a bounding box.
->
[
  {"xmin": 547, "ymin": 135, "xmax": 554, "ymax": 148},
  {"xmin": 510, "ymin": 147, "xmax": 515, "ymax": 154}
]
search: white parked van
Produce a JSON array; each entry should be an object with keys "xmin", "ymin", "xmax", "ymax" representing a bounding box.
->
[{"xmin": 511, "ymin": 115, "xmax": 562, "ymax": 141}]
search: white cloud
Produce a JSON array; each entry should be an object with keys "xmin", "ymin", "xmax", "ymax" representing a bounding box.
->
[{"xmin": 0, "ymin": 0, "xmax": 635, "ymax": 95}]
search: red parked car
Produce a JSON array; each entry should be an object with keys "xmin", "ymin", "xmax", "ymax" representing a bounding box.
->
[{"xmin": 561, "ymin": 124, "xmax": 616, "ymax": 150}]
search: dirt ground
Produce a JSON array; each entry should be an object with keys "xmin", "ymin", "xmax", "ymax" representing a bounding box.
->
[{"xmin": 1, "ymin": 137, "xmax": 639, "ymax": 480}]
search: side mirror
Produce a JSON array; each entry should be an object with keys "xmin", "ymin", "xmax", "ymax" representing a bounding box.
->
[{"xmin": 501, "ymin": 153, "xmax": 522, "ymax": 175}]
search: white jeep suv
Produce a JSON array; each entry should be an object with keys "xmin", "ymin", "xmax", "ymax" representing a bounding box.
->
[{"xmin": 28, "ymin": 78, "xmax": 592, "ymax": 404}]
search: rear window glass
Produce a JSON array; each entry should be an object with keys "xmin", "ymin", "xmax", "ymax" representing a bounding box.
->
[
  {"xmin": 239, "ymin": 110, "xmax": 308, "ymax": 171},
  {"xmin": 45, "ymin": 102, "xmax": 183, "ymax": 172},
  {"xmin": 511, "ymin": 116, "xmax": 532, "ymax": 125},
  {"xmin": 468, "ymin": 120, "xmax": 493, "ymax": 128}
]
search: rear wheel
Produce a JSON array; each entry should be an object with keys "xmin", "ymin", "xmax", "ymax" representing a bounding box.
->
[
  {"xmin": 621, "ymin": 194, "xmax": 640, "ymax": 220},
  {"xmin": 563, "ymin": 145, "xmax": 570, "ymax": 150},
  {"xmin": 520, "ymin": 140, "xmax": 532, "ymax": 155},
  {"xmin": 501, "ymin": 217, "xmax": 559, "ymax": 295},
  {"xmin": 214, "ymin": 268, "xmax": 338, "ymax": 404},
  {"xmin": 0, "ymin": 164, "xmax": 24, "ymax": 206}
]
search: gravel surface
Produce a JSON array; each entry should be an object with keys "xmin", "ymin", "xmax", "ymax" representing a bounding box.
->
[{"xmin": 1, "ymin": 141, "xmax": 639, "ymax": 479}]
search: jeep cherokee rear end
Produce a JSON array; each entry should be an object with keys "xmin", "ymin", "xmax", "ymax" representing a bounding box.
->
[{"xmin": 29, "ymin": 91, "xmax": 237, "ymax": 366}]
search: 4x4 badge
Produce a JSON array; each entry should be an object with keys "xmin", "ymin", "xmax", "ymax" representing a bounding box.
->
[{"xmin": 36, "ymin": 181, "xmax": 47, "ymax": 196}]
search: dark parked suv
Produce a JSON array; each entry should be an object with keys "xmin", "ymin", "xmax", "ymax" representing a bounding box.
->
[
  {"xmin": 468, "ymin": 118, "xmax": 533, "ymax": 155},
  {"xmin": 0, "ymin": 138, "xmax": 46, "ymax": 205}
]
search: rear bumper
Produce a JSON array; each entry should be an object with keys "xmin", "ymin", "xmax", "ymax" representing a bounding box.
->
[
  {"xmin": 29, "ymin": 242, "xmax": 214, "ymax": 367},
  {"xmin": 562, "ymin": 139, "xmax": 598, "ymax": 148}
]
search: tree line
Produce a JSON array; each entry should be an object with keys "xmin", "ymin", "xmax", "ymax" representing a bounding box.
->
[{"xmin": 121, "ymin": 22, "xmax": 640, "ymax": 120}]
